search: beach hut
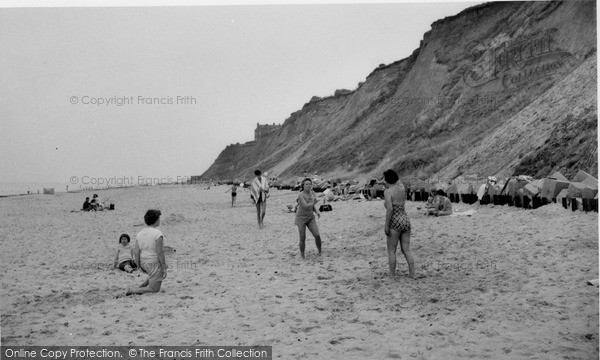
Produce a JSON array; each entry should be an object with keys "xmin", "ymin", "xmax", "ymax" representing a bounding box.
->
[{"xmin": 43, "ymin": 187, "xmax": 54, "ymax": 195}]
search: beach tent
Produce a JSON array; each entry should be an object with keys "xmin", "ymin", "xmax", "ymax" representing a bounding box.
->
[
  {"xmin": 567, "ymin": 182, "xmax": 598, "ymax": 199},
  {"xmin": 549, "ymin": 171, "xmax": 569, "ymax": 182},
  {"xmin": 446, "ymin": 183, "xmax": 458, "ymax": 194},
  {"xmin": 501, "ymin": 178, "xmax": 528, "ymax": 196},
  {"xmin": 457, "ymin": 183, "xmax": 474, "ymax": 194},
  {"xmin": 556, "ymin": 189, "xmax": 570, "ymax": 201},
  {"xmin": 476, "ymin": 184, "xmax": 487, "ymax": 200},
  {"xmin": 43, "ymin": 187, "xmax": 54, "ymax": 195},
  {"xmin": 571, "ymin": 170, "xmax": 598, "ymax": 187},
  {"xmin": 539, "ymin": 178, "xmax": 570, "ymax": 201},
  {"xmin": 522, "ymin": 182, "xmax": 541, "ymax": 197}
]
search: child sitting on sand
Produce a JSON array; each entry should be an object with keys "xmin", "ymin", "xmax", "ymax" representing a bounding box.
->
[{"xmin": 114, "ymin": 234, "xmax": 136, "ymax": 273}]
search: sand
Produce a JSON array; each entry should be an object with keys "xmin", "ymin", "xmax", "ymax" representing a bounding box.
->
[{"xmin": 0, "ymin": 185, "xmax": 598, "ymax": 359}]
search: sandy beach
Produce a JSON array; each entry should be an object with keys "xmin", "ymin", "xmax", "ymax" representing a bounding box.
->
[{"xmin": 0, "ymin": 184, "xmax": 597, "ymax": 359}]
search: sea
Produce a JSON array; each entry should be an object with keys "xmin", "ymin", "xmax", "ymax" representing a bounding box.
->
[{"xmin": 0, "ymin": 182, "xmax": 76, "ymax": 197}]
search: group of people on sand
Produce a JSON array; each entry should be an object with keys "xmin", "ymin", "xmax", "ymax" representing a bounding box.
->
[
  {"xmin": 424, "ymin": 189, "xmax": 453, "ymax": 216},
  {"xmin": 291, "ymin": 169, "xmax": 413, "ymax": 278},
  {"xmin": 82, "ymin": 194, "xmax": 113, "ymax": 211},
  {"xmin": 240, "ymin": 168, "xmax": 414, "ymax": 278},
  {"xmin": 121, "ymin": 168, "xmax": 457, "ymax": 297},
  {"xmin": 113, "ymin": 209, "xmax": 167, "ymax": 295}
]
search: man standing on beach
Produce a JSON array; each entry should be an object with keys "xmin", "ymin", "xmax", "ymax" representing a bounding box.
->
[{"xmin": 250, "ymin": 169, "xmax": 270, "ymax": 229}]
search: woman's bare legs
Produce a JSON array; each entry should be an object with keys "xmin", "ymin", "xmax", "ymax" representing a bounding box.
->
[
  {"xmin": 387, "ymin": 229, "xmax": 400, "ymax": 278},
  {"xmin": 399, "ymin": 231, "xmax": 415, "ymax": 278},
  {"xmin": 306, "ymin": 219, "xmax": 322, "ymax": 256},
  {"xmin": 387, "ymin": 229, "xmax": 415, "ymax": 278},
  {"xmin": 297, "ymin": 224, "xmax": 306, "ymax": 258}
]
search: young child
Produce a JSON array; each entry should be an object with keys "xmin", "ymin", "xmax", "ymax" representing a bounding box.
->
[{"xmin": 114, "ymin": 234, "xmax": 136, "ymax": 273}]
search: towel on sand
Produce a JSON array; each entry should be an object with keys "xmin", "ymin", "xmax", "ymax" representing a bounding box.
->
[
  {"xmin": 251, "ymin": 176, "xmax": 270, "ymax": 203},
  {"xmin": 450, "ymin": 209, "xmax": 476, "ymax": 217}
]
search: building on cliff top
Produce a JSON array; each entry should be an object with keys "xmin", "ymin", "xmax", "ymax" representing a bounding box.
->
[{"xmin": 255, "ymin": 123, "xmax": 281, "ymax": 141}]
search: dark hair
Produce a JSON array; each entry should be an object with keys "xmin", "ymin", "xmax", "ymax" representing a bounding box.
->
[
  {"xmin": 144, "ymin": 209, "xmax": 162, "ymax": 226},
  {"xmin": 254, "ymin": 169, "xmax": 262, "ymax": 176},
  {"xmin": 436, "ymin": 189, "xmax": 446, "ymax": 196},
  {"xmin": 383, "ymin": 169, "xmax": 399, "ymax": 184},
  {"xmin": 301, "ymin": 178, "xmax": 313, "ymax": 191},
  {"xmin": 119, "ymin": 233, "xmax": 130, "ymax": 244},
  {"xmin": 93, "ymin": 194, "xmax": 98, "ymax": 198},
  {"xmin": 85, "ymin": 197, "xmax": 89, "ymax": 200}
]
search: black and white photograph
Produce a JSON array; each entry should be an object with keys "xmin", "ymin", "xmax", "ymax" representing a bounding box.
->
[{"xmin": 0, "ymin": 0, "xmax": 597, "ymax": 358}]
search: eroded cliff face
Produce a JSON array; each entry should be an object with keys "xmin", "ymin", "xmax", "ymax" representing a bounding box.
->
[{"xmin": 202, "ymin": 1, "xmax": 597, "ymax": 182}]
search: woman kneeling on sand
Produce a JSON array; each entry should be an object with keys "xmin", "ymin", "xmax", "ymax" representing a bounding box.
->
[
  {"xmin": 383, "ymin": 169, "xmax": 415, "ymax": 279},
  {"xmin": 295, "ymin": 178, "xmax": 322, "ymax": 259},
  {"xmin": 126, "ymin": 209, "xmax": 167, "ymax": 295}
]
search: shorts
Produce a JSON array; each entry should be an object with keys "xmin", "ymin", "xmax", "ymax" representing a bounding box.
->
[{"xmin": 232, "ymin": 192, "xmax": 237, "ymax": 197}]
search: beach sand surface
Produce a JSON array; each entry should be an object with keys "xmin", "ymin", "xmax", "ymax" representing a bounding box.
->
[{"xmin": 1, "ymin": 185, "xmax": 598, "ymax": 359}]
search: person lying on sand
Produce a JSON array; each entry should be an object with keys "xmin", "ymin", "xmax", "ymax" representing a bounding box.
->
[
  {"xmin": 114, "ymin": 234, "xmax": 136, "ymax": 273},
  {"xmin": 126, "ymin": 210, "xmax": 167, "ymax": 295}
]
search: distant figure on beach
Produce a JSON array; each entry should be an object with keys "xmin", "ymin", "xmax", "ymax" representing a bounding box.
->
[
  {"xmin": 343, "ymin": 183, "xmax": 352, "ymax": 200},
  {"xmin": 383, "ymin": 169, "xmax": 414, "ymax": 279},
  {"xmin": 295, "ymin": 178, "xmax": 322, "ymax": 259},
  {"xmin": 423, "ymin": 191, "xmax": 436, "ymax": 214},
  {"xmin": 82, "ymin": 197, "xmax": 92, "ymax": 211},
  {"xmin": 322, "ymin": 185, "xmax": 337, "ymax": 203},
  {"xmin": 367, "ymin": 177, "xmax": 378, "ymax": 200},
  {"xmin": 90, "ymin": 194, "xmax": 101, "ymax": 211},
  {"xmin": 250, "ymin": 169, "xmax": 270, "ymax": 229},
  {"xmin": 426, "ymin": 190, "xmax": 453, "ymax": 216},
  {"xmin": 114, "ymin": 234, "xmax": 136, "ymax": 273},
  {"xmin": 127, "ymin": 210, "xmax": 167, "ymax": 295},
  {"xmin": 225, "ymin": 183, "xmax": 238, "ymax": 207}
]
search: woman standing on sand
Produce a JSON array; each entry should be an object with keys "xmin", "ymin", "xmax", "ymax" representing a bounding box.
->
[
  {"xmin": 383, "ymin": 169, "xmax": 415, "ymax": 279},
  {"xmin": 295, "ymin": 178, "xmax": 322, "ymax": 259},
  {"xmin": 127, "ymin": 209, "xmax": 167, "ymax": 295}
]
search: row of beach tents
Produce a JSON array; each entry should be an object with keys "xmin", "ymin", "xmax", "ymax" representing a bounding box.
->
[
  {"xmin": 234, "ymin": 170, "xmax": 598, "ymax": 212},
  {"xmin": 414, "ymin": 170, "xmax": 598, "ymax": 212}
]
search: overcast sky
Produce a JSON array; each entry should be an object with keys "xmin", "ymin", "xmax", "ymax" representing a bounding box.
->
[{"xmin": 0, "ymin": 0, "xmax": 482, "ymax": 185}]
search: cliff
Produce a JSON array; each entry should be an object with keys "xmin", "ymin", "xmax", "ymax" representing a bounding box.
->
[{"xmin": 202, "ymin": 1, "xmax": 597, "ymax": 182}]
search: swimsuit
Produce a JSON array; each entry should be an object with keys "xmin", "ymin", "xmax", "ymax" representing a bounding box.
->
[
  {"xmin": 389, "ymin": 204, "xmax": 411, "ymax": 233},
  {"xmin": 295, "ymin": 193, "xmax": 316, "ymax": 226}
]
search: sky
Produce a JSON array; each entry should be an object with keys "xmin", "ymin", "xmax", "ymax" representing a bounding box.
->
[{"xmin": 0, "ymin": 0, "xmax": 483, "ymax": 187}]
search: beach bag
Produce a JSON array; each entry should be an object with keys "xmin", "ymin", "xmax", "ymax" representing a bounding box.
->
[{"xmin": 319, "ymin": 204, "xmax": 332, "ymax": 212}]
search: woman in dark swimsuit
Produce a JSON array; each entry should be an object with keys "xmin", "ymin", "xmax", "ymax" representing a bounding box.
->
[
  {"xmin": 295, "ymin": 178, "xmax": 322, "ymax": 259},
  {"xmin": 383, "ymin": 169, "xmax": 414, "ymax": 279},
  {"xmin": 230, "ymin": 184, "xmax": 238, "ymax": 207}
]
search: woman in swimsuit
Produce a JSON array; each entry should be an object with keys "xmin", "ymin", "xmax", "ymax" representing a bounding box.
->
[
  {"xmin": 295, "ymin": 178, "xmax": 322, "ymax": 259},
  {"xmin": 383, "ymin": 169, "xmax": 415, "ymax": 279},
  {"xmin": 226, "ymin": 183, "xmax": 238, "ymax": 207}
]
